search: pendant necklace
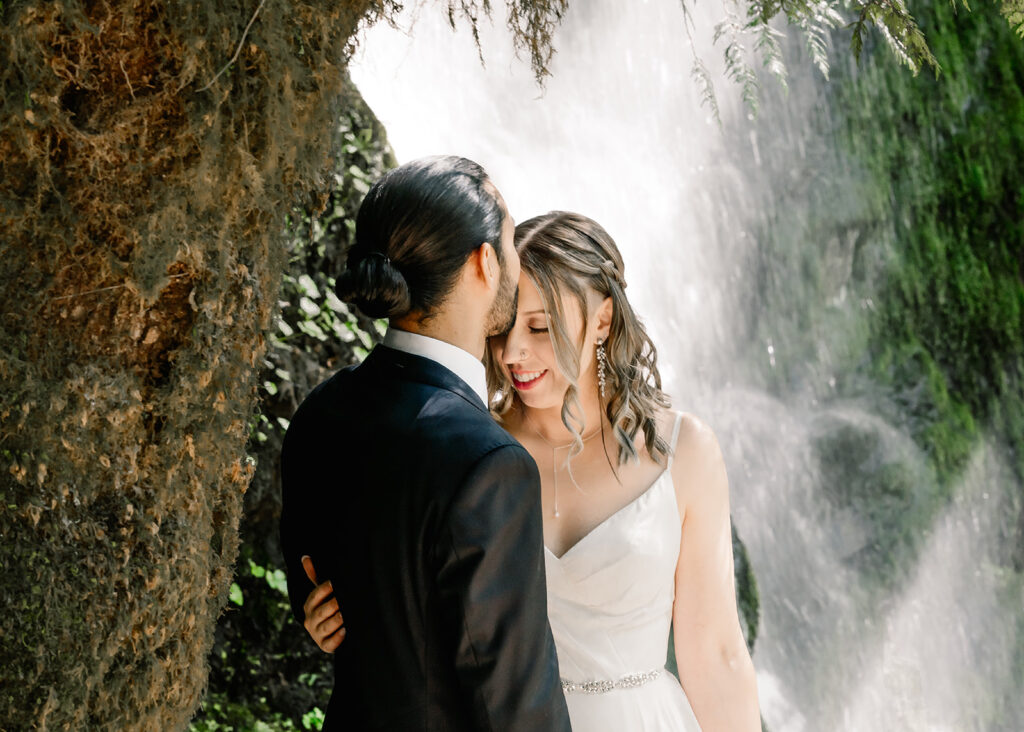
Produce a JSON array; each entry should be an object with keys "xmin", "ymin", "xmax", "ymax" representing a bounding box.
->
[{"xmin": 523, "ymin": 413, "xmax": 604, "ymax": 518}]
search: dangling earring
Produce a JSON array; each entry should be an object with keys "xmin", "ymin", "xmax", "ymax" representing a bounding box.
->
[{"xmin": 596, "ymin": 338, "xmax": 607, "ymax": 399}]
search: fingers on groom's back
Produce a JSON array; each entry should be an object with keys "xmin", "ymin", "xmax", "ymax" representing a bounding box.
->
[
  {"xmin": 320, "ymin": 619, "xmax": 347, "ymax": 652},
  {"xmin": 303, "ymin": 580, "xmax": 346, "ymax": 653},
  {"xmin": 310, "ymin": 599, "xmax": 346, "ymax": 653},
  {"xmin": 303, "ymin": 578, "xmax": 335, "ymax": 617}
]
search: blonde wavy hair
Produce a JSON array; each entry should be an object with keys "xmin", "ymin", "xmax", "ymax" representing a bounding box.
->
[{"xmin": 487, "ymin": 211, "xmax": 672, "ymax": 466}]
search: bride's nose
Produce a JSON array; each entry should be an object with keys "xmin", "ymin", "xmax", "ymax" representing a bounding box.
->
[{"xmin": 503, "ymin": 327, "xmax": 527, "ymax": 364}]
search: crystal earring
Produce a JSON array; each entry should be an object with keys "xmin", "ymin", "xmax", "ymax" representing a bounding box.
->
[{"xmin": 596, "ymin": 338, "xmax": 607, "ymax": 399}]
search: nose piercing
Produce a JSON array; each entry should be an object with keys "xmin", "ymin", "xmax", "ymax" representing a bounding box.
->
[{"xmin": 519, "ymin": 349, "xmax": 527, "ymax": 360}]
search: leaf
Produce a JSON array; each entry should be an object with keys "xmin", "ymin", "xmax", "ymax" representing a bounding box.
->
[
  {"xmin": 690, "ymin": 58, "xmax": 722, "ymax": 127},
  {"xmin": 296, "ymin": 274, "xmax": 321, "ymax": 299},
  {"xmin": 298, "ymin": 296, "xmax": 320, "ymax": 318}
]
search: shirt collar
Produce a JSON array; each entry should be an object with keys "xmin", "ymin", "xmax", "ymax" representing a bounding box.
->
[{"xmin": 382, "ymin": 328, "xmax": 489, "ymax": 406}]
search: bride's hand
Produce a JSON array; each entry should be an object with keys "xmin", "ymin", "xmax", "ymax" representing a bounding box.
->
[{"xmin": 301, "ymin": 555, "xmax": 346, "ymax": 653}]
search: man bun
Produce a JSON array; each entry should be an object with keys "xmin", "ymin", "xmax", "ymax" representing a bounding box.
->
[
  {"xmin": 335, "ymin": 250, "xmax": 412, "ymax": 319},
  {"xmin": 336, "ymin": 155, "xmax": 506, "ymax": 322}
]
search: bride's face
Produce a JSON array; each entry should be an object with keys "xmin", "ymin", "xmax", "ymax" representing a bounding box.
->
[{"xmin": 490, "ymin": 272, "xmax": 603, "ymax": 411}]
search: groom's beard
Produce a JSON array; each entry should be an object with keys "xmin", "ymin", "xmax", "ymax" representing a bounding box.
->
[{"xmin": 485, "ymin": 266, "xmax": 519, "ymax": 337}]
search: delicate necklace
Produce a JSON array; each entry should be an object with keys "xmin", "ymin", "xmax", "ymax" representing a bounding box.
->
[{"xmin": 523, "ymin": 412, "xmax": 604, "ymax": 518}]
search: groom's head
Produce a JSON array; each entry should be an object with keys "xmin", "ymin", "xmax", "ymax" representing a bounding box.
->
[{"xmin": 337, "ymin": 155, "xmax": 519, "ymax": 337}]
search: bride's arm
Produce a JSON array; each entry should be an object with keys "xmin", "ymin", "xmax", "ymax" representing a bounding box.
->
[{"xmin": 670, "ymin": 414, "xmax": 760, "ymax": 732}]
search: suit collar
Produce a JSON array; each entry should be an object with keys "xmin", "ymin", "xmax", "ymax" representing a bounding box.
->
[
  {"xmin": 361, "ymin": 345, "xmax": 490, "ymax": 414},
  {"xmin": 382, "ymin": 328, "xmax": 488, "ymax": 405}
]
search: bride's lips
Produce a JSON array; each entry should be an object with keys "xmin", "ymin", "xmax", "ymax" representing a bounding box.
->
[{"xmin": 510, "ymin": 369, "xmax": 548, "ymax": 391}]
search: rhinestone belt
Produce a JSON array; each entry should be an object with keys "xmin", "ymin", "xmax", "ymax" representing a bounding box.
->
[{"xmin": 560, "ymin": 668, "xmax": 662, "ymax": 694}]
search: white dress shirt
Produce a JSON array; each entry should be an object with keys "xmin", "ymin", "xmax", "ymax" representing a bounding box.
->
[{"xmin": 383, "ymin": 328, "xmax": 489, "ymax": 406}]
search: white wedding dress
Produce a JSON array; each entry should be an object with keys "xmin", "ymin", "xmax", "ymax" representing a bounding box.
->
[{"xmin": 544, "ymin": 412, "xmax": 702, "ymax": 731}]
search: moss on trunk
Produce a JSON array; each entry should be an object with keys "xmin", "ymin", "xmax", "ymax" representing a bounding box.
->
[{"xmin": 0, "ymin": 1, "xmax": 384, "ymax": 726}]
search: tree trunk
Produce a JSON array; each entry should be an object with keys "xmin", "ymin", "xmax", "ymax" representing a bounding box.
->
[{"xmin": 0, "ymin": 1, "xmax": 378, "ymax": 727}]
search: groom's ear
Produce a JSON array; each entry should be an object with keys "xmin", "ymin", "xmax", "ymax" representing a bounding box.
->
[{"xmin": 469, "ymin": 242, "xmax": 499, "ymax": 288}]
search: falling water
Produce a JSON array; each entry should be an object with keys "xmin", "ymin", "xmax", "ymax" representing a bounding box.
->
[{"xmin": 348, "ymin": 1, "xmax": 1024, "ymax": 729}]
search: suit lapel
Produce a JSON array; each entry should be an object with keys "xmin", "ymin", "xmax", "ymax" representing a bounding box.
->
[{"xmin": 360, "ymin": 345, "xmax": 489, "ymax": 414}]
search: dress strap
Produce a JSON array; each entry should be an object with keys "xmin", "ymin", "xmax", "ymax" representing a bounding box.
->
[{"xmin": 666, "ymin": 411, "xmax": 684, "ymax": 470}]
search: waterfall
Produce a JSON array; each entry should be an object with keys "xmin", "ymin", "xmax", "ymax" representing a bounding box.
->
[{"xmin": 348, "ymin": 2, "xmax": 1023, "ymax": 729}]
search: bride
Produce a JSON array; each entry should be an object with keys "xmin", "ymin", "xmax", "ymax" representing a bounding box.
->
[{"xmin": 303, "ymin": 211, "xmax": 760, "ymax": 730}]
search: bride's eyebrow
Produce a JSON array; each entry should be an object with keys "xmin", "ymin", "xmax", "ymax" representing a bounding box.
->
[{"xmin": 523, "ymin": 309, "xmax": 546, "ymax": 316}]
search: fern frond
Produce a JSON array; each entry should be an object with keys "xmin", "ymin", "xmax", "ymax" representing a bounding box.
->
[
  {"xmin": 715, "ymin": 10, "xmax": 761, "ymax": 115},
  {"xmin": 750, "ymin": 17, "xmax": 789, "ymax": 90},
  {"xmin": 794, "ymin": 0, "xmax": 842, "ymax": 79},
  {"xmin": 680, "ymin": 0, "xmax": 722, "ymax": 124},
  {"xmin": 850, "ymin": 0, "xmax": 939, "ymax": 76},
  {"xmin": 690, "ymin": 57, "xmax": 722, "ymax": 126}
]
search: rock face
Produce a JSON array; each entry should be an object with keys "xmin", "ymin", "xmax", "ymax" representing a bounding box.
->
[{"xmin": 0, "ymin": 1, "xmax": 378, "ymax": 727}]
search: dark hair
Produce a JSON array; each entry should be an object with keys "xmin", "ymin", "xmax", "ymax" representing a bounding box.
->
[{"xmin": 336, "ymin": 155, "xmax": 506, "ymax": 319}]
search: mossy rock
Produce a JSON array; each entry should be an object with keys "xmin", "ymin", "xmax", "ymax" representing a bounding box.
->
[{"xmin": 811, "ymin": 409, "xmax": 942, "ymax": 589}]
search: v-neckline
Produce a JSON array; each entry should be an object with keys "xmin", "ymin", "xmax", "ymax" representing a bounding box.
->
[{"xmin": 543, "ymin": 465, "xmax": 674, "ymax": 562}]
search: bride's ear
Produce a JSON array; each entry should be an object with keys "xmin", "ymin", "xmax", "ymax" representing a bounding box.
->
[{"xmin": 595, "ymin": 296, "xmax": 613, "ymax": 341}]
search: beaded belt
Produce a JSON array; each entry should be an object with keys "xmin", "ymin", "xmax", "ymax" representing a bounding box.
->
[{"xmin": 560, "ymin": 668, "xmax": 662, "ymax": 694}]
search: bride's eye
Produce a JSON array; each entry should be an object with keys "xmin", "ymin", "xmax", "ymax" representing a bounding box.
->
[{"xmin": 529, "ymin": 326, "xmax": 549, "ymax": 334}]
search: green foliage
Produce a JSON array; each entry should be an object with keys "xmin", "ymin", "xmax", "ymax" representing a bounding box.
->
[
  {"xmin": 699, "ymin": 0, "xmax": 1023, "ymax": 119},
  {"xmin": 717, "ymin": 6, "xmax": 764, "ymax": 114},
  {"xmin": 848, "ymin": 0, "xmax": 938, "ymax": 74},
  {"xmin": 191, "ymin": 690, "xmax": 325, "ymax": 731},
  {"xmin": 695, "ymin": 0, "xmax": 938, "ymax": 119},
  {"xmin": 839, "ymin": 0, "xmax": 1024, "ymax": 488}
]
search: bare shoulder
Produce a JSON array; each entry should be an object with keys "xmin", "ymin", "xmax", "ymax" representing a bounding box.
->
[
  {"xmin": 665, "ymin": 410, "xmax": 729, "ymax": 508},
  {"xmin": 659, "ymin": 408, "xmax": 719, "ymax": 457}
]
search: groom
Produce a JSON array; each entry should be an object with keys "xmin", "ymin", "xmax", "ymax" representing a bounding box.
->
[{"xmin": 280, "ymin": 156, "xmax": 571, "ymax": 731}]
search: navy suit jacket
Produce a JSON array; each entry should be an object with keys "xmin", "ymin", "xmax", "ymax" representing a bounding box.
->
[{"xmin": 280, "ymin": 344, "xmax": 571, "ymax": 731}]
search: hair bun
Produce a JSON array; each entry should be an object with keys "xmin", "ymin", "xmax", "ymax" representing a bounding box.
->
[{"xmin": 335, "ymin": 250, "xmax": 412, "ymax": 319}]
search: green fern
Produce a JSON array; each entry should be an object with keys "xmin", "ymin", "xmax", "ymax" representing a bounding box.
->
[
  {"xmin": 794, "ymin": 0, "xmax": 844, "ymax": 79},
  {"xmin": 690, "ymin": 57, "xmax": 723, "ymax": 126},
  {"xmin": 849, "ymin": 0, "xmax": 939, "ymax": 75},
  {"xmin": 715, "ymin": 8, "xmax": 761, "ymax": 115},
  {"xmin": 749, "ymin": 14, "xmax": 790, "ymax": 90}
]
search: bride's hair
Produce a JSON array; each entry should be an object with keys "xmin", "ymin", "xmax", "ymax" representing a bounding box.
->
[{"xmin": 487, "ymin": 211, "xmax": 671, "ymax": 466}]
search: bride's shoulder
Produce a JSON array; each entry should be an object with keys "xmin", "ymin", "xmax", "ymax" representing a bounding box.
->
[
  {"xmin": 660, "ymin": 408, "xmax": 726, "ymax": 477},
  {"xmin": 658, "ymin": 408, "xmax": 717, "ymax": 449}
]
